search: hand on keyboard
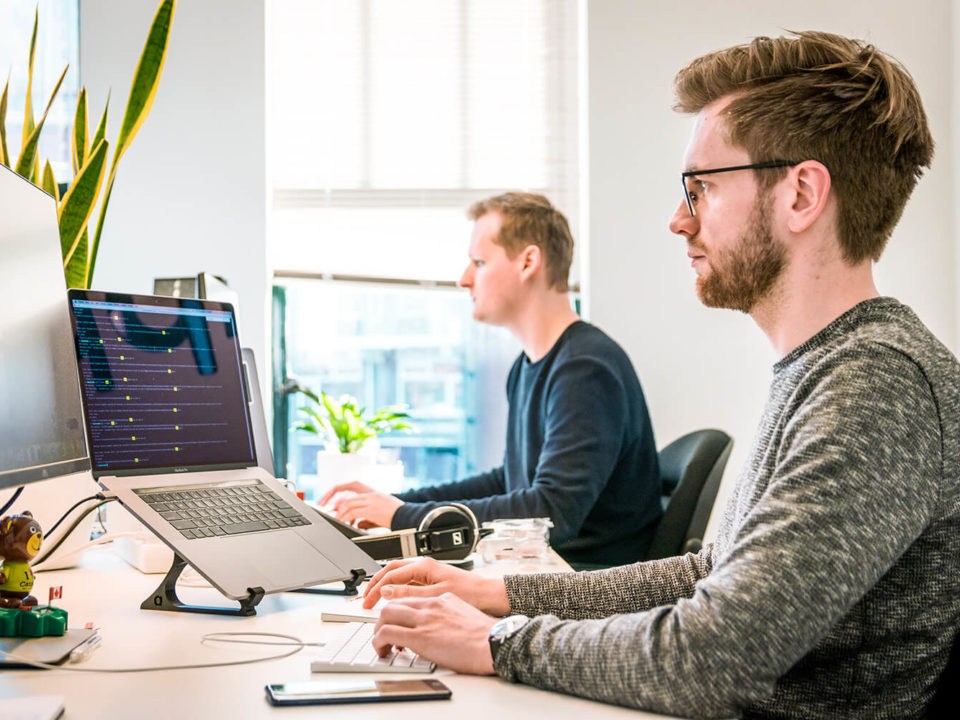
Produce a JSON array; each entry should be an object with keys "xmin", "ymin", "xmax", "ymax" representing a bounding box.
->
[
  {"xmin": 373, "ymin": 593, "xmax": 499, "ymax": 676},
  {"xmin": 311, "ymin": 622, "xmax": 435, "ymax": 674},
  {"xmin": 363, "ymin": 557, "xmax": 510, "ymax": 616}
]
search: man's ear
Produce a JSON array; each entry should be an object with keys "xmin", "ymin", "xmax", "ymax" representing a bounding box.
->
[
  {"xmin": 518, "ymin": 245, "xmax": 542, "ymax": 282},
  {"xmin": 786, "ymin": 160, "xmax": 831, "ymax": 234}
]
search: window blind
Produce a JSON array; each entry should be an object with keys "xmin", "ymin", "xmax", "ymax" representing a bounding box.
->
[{"xmin": 269, "ymin": 0, "xmax": 580, "ymax": 283}]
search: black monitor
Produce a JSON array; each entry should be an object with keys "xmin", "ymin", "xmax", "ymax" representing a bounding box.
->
[{"xmin": 0, "ymin": 165, "xmax": 90, "ymax": 490}]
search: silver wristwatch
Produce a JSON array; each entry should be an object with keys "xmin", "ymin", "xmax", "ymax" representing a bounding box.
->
[{"xmin": 488, "ymin": 614, "xmax": 530, "ymax": 663}]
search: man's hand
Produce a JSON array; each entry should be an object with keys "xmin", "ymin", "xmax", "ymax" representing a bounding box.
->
[
  {"xmin": 362, "ymin": 557, "xmax": 510, "ymax": 615},
  {"xmin": 373, "ymin": 593, "xmax": 498, "ymax": 675},
  {"xmin": 330, "ymin": 490, "xmax": 403, "ymax": 528},
  {"xmin": 318, "ymin": 481, "xmax": 377, "ymax": 506}
]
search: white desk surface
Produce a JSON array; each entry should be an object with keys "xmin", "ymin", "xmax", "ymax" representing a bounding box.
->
[{"xmin": 0, "ymin": 547, "xmax": 677, "ymax": 719}]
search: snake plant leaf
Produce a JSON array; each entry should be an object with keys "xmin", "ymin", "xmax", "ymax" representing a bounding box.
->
[
  {"xmin": 60, "ymin": 138, "xmax": 108, "ymax": 269},
  {"xmin": 21, "ymin": 7, "xmax": 37, "ymax": 152},
  {"xmin": 0, "ymin": 73, "xmax": 9, "ymax": 167},
  {"xmin": 91, "ymin": 91, "xmax": 109, "ymax": 150},
  {"xmin": 72, "ymin": 87, "xmax": 88, "ymax": 175},
  {"xmin": 114, "ymin": 0, "xmax": 174, "ymax": 165},
  {"xmin": 88, "ymin": 0, "xmax": 175, "ymax": 287},
  {"xmin": 14, "ymin": 64, "xmax": 67, "ymax": 180},
  {"xmin": 64, "ymin": 228, "xmax": 88, "ymax": 290},
  {"xmin": 41, "ymin": 159, "xmax": 59, "ymax": 201},
  {"xmin": 20, "ymin": 8, "xmax": 39, "ymax": 181}
]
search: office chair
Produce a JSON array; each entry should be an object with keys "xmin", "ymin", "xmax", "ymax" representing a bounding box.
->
[{"xmin": 644, "ymin": 429, "xmax": 733, "ymax": 561}]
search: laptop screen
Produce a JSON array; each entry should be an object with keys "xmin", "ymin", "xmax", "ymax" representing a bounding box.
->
[{"xmin": 67, "ymin": 291, "xmax": 256, "ymax": 475}]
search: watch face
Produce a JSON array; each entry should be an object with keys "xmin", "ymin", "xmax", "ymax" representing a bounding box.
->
[
  {"xmin": 492, "ymin": 615, "xmax": 530, "ymax": 643},
  {"xmin": 490, "ymin": 615, "xmax": 530, "ymax": 664}
]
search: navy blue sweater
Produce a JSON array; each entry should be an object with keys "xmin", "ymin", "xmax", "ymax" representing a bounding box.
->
[{"xmin": 391, "ymin": 321, "xmax": 661, "ymax": 566}]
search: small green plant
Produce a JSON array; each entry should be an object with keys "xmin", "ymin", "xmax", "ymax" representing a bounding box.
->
[
  {"xmin": 293, "ymin": 389, "xmax": 412, "ymax": 454},
  {"xmin": 0, "ymin": 0, "xmax": 175, "ymax": 289}
]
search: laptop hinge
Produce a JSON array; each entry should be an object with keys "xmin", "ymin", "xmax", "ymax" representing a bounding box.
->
[{"xmin": 140, "ymin": 552, "xmax": 264, "ymax": 616}]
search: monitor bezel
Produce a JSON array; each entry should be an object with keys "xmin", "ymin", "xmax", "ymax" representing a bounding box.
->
[{"xmin": 0, "ymin": 164, "xmax": 91, "ymax": 491}]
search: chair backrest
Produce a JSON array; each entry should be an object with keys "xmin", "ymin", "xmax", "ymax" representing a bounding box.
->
[{"xmin": 644, "ymin": 429, "xmax": 733, "ymax": 561}]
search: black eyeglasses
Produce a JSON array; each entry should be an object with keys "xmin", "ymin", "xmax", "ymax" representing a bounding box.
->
[{"xmin": 680, "ymin": 160, "xmax": 801, "ymax": 217}]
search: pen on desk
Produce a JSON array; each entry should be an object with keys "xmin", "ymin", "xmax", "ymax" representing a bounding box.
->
[{"xmin": 69, "ymin": 633, "xmax": 102, "ymax": 663}]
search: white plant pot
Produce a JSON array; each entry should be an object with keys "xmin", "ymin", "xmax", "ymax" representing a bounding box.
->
[{"xmin": 315, "ymin": 450, "xmax": 404, "ymax": 496}]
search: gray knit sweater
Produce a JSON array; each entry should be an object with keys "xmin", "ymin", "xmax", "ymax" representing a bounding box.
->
[{"xmin": 494, "ymin": 298, "xmax": 960, "ymax": 719}]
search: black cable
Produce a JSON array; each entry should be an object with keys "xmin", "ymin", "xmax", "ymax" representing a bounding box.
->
[
  {"xmin": 1, "ymin": 486, "xmax": 24, "ymax": 515},
  {"xmin": 32, "ymin": 497, "xmax": 117, "ymax": 565},
  {"xmin": 45, "ymin": 493, "xmax": 109, "ymax": 537}
]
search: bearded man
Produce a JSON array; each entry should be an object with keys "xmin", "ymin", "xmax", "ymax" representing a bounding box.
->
[{"xmin": 350, "ymin": 32, "xmax": 960, "ymax": 720}]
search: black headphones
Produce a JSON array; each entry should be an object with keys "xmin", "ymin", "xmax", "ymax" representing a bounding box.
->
[
  {"xmin": 348, "ymin": 502, "xmax": 491, "ymax": 564},
  {"xmin": 416, "ymin": 503, "xmax": 483, "ymax": 561}
]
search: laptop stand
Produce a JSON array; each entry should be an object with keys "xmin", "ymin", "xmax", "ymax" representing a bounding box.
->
[
  {"xmin": 293, "ymin": 568, "xmax": 366, "ymax": 596},
  {"xmin": 141, "ymin": 553, "xmax": 264, "ymax": 616}
]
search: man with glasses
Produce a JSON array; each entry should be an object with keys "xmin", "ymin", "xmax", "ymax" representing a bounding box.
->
[{"xmin": 352, "ymin": 32, "xmax": 960, "ymax": 719}]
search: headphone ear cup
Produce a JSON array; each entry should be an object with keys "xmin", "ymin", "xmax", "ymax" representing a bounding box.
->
[{"xmin": 416, "ymin": 503, "xmax": 479, "ymax": 560}]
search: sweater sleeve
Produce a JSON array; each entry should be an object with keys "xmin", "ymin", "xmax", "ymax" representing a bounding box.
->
[
  {"xmin": 493, "ymin": 348, "xmax": 942, "ymax": 718},
  {"xmin": 504, "ymin": 545, "xmax": 714, "ymax": 619},
  {"xmin": 390, "ymin": 468, "xmax": 506, "ymax": 529},
  {"xmin": 392, "ymin": 356, "xmax": 632, "ymax": 540}
]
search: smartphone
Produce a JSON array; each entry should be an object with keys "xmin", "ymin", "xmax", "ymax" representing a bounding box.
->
[{"xmin": 265, "ymin": 678, "xmax": 452, "ymax": 706}]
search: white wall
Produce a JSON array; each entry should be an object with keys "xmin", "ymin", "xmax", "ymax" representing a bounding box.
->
[
  {"xmin": 79, "ymin": 0, "xmax": 269, "ymax": 386},
  {"xmin": 76, "ymin": 2, "xmax": 958, "ymax": 534},
  {"xmin": 585, "ymin": 0, "xmax": 958, "ymax": 538}
]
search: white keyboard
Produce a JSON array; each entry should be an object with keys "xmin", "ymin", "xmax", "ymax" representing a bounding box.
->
[
  {"xmin": 311, "ymin": 622, "xmax": 436, "ymax": 674},
  {"xmin": 321, "ymin": 607, "xmax": 379, "ymax": 623}
]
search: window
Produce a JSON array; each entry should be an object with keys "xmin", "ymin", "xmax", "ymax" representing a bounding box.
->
[
  {"xmin": 269, "ymin": 0, "xmax": 580, "ymax": 496},
  {"xmin": 275, "ymin": 279, "xmax": 522, "ymax": 498},
  {"xmin": 0, "ymin": 0, "xmax": 80, "ymax": 182}
]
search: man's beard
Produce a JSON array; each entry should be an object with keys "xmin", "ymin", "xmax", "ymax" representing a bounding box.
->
[{"xmin": 694, "ymin": 193, "xmax": 785, "ymax": 313}]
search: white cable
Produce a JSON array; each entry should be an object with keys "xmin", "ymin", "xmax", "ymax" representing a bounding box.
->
[
  {"xmin": 0, "ymin": 632, "xmax": 318, "ymax": 673},
  {"xmin": 201, "ymin": 632, "xmax": 325, "ymax": 648},
  {"xmin": 32, "ymin": 531, "xmax": 150, "ymax": 571},
  {"xmin": 176, "ymin": 564, "xmax": 214, "ymax": 588}
]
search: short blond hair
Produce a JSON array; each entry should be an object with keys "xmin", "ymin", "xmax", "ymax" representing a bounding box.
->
[
  {"xmin": 674, "ymin": 31, "xmax": 934, "ymax": 262},
  {"xmin": 467, "ymin": 192, "xmax": 574, "ymax": 292}
]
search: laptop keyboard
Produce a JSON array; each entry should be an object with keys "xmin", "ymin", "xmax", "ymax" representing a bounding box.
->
[
  {"xmin": 311, "ymin": 622, "xmax": 436, "ymax": 674},
  {"xmin": 134, "ymin": 479, "xmax": 310, "ymax": 539}
]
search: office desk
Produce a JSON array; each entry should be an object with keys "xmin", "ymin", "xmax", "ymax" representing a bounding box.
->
[{"xmin": 0, "ymin": 547, "xmax": 676, "ymax": 719}]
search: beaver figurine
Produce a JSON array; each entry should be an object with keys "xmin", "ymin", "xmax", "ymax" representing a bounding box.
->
[{"xmin": 0, "ymin": 511, "xmax": 43, "ymax": 609}]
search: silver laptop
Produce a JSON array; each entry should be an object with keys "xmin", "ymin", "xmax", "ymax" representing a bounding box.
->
[
  {"xmin": 66, "ymin": 289, "xmax": 380, "ymax": 602},
  {"xmin": 241, "ymin": 347, "xmax": 366, "ymax": 542}
]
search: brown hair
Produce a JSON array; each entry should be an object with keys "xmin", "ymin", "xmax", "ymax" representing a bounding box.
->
[
  {"xmin": 674, "ymin": 31, "xmax": 934, "ymax": 262},
  {"xmin": 467, "ymin": 192, "xmax": 574, "ymax": 291}
]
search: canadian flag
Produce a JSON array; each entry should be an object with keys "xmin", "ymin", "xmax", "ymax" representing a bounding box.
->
[{"xmin": 48, "ymin": 586, "xmax": 63, "ymax": 603}]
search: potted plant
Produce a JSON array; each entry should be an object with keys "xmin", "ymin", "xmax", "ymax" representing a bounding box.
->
[
  {"xmin": 293, "ymin": 389, "xmax": 412, "ymax": 496},
  {"xmin": 293, "ymin": 388, "xmax": 411, "ymax": 454},
  {"xmin": 0, "ymin": 0, "xmax": 175, "ymax": 289}
]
